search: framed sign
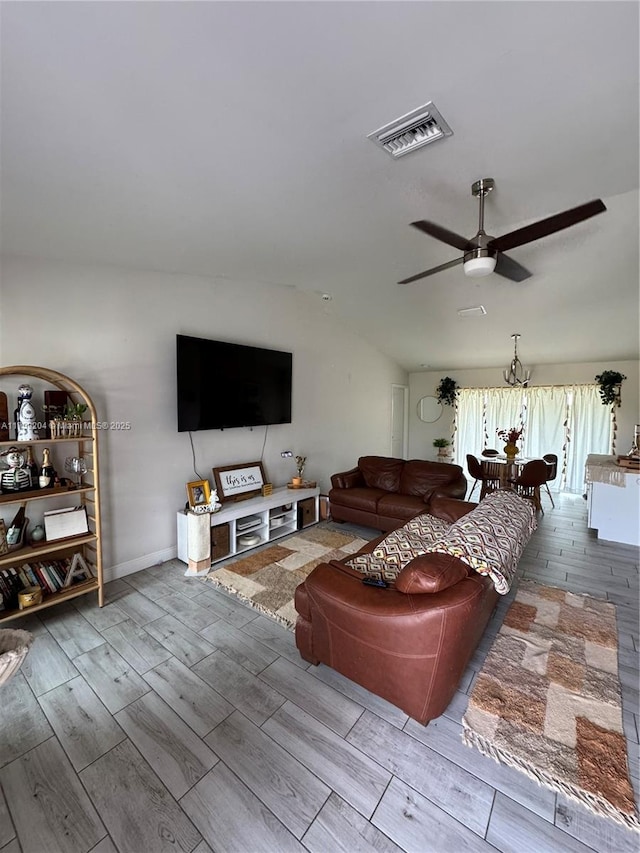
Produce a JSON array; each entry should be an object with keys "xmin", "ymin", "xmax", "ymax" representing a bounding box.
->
[
  {"xmin": 43, "ymin": 506, "xmax": 89, "ymax": 541},
  {"xmin": 213, "ymin": 461, "xmax": 266, "ymax": 503},
  {"xmin": 186, "ymin": 479, "xmax": 211, "ymax": 509}
]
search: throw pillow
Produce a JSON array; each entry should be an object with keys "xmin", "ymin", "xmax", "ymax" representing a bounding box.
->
[{"xmin": 396, "ymin": 552, "xmax": 469, "ymax": 594}]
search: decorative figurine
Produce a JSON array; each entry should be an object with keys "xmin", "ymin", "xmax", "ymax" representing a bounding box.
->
[
  {"xmin": 191, "ymin": 488, "xmax": 222, "ymax": 514},
  {"xmin": 16, "ymin": 385, "xmax": 39, "ymax": 441},
  {"xmin": 0, "ymin": 446, "xmax": 33, "ymax": 492}
]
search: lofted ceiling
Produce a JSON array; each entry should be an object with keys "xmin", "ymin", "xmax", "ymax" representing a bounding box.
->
[{"xmin": 1, "ymin": 1, "xmax": 638, "ymax": 371}]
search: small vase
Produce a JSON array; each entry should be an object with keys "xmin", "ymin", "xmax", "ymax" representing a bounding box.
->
[{"xmin": 504, "ymin": 443, "xmax": 519, "ymax": 460}]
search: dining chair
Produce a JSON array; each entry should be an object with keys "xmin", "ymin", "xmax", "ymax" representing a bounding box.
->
[
  {"xmin": 466, "ymin": 454, "xmax": 483, "ymax": 499},
  {"xmin": 508, "ymin": 459, "xmax": 549, "ymax": 514},
  {"xmin": 481, "ymin": 448, "xmax": 499, "ymax": 457},
  {"xmin": 542, "ymin": 453, "xmax": 558, "ymax": 508},
  {"xmin": 480, "ymin": 460, "xmax": 503, "ymax": 499}
]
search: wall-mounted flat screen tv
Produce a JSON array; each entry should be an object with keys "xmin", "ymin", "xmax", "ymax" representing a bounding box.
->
[{"xmin": 177, "ymin": 334, "xmax": 292, "ymax": 432}]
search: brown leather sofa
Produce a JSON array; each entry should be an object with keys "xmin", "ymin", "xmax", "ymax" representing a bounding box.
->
[
  {"xmin": 295, "ymin": 497, "xmax": 499, "ymax": 725},
  {"xmin": 329, "ymin": 455, "xmax": 468, "ymax": 531}
]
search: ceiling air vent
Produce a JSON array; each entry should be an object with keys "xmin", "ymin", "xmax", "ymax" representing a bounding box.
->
[
  {"xmin": 367, "ymin": 101, "xmax": 453, "ymax": 159},
  {"xmin": 457, "ymin": 305, "xmax": 487, "ymax": 318}
]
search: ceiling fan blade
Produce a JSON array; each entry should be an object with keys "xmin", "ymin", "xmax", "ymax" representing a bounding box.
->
[
  {"xmin": 494, "ymin": 253, "xmax": 532, "ymax": 282},
  {"xmin": 410, "ymin": 220, "xmax": 471, "ymax": 251},
  {"xmin": 398, "ymin": 257, "xmax": 463, "ymax": 285},
  {"xmin": 488, "ymin": 199, "xmax": 606, "ymax": 253}
]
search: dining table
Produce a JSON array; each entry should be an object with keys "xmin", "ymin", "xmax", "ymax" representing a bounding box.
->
[{"xmin": 480, "ymin": 454, "xmax": 534, "ymax": 490}]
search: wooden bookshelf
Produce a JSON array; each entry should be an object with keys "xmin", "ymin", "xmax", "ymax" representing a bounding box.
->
[{"xmin": 0, "ymin": 366, "xmax": 103, "ymax": 621}]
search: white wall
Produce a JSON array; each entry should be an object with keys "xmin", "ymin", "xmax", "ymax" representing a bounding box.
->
[
  {"xmin": 409, "ymin": 361, "xmax": 640, "ymax": 461},
  {"xmin": 1, "ymin": 256, "xmax": 407, "ymax": 577}
]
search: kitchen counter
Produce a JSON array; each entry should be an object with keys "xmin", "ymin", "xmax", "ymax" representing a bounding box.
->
[{"xmin": 585, "ymin": 454, "xmax": 640, "ymax": 546}]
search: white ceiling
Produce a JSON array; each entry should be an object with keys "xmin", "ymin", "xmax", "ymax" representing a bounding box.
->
[{"xmin": 2, "ymin": 1, "xmax": 638, "ymax": 371}]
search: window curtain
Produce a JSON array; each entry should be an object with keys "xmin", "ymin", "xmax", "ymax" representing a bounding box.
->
[
  {"xmin": 525, "ymin": 386, "xmax": 567, "ymax": 489},
  {"xmin": 454, "ymin": 388, "xmax": 485, "ymax": 465},
  {"xmin": 484, "ymin": 388, "xmax": 526, "ymax": 453},
  {"xmin": 566, "ymin": 384, "xmax": 611, "ymax": 493},
  {"xmin": 454, "ymin": 384, "xmax": 612, "ymax": 494}
]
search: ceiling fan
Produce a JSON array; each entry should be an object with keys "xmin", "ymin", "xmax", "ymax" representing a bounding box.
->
[{"xmin": 399, "ymin": 178, "xmax": 606, "ymax": 285}]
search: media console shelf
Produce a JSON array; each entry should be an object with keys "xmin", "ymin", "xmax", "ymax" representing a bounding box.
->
[{"xmin": 176, "ymin": 485, "xmax": 320, "ymax": 571}]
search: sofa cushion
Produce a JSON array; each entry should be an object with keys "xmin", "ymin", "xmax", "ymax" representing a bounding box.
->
[
  {"xmin": 329, "ymin": 486, "xmax": 386, "ymax": 513},
  {"xmin": 425, "ymin": 490, "xmax": 537, "ymax": 594},
  {"xmin": 358, "ymin": 456, "xmax": 404, "ymax": 492},
  {"xmin": 396, "ymin": 553, "xmax": 469, "ymax": 594},
  {"xmin": 377, "ymin": 493, "xmax": 427, "ymax": 520},
  {"xmin": 399, "ymin": 460, "xmax": 462, "ymax": 497}
]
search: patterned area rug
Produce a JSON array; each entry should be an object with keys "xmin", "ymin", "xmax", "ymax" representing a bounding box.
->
[
  {"xmin": 206, "ymin": 527, "xmax": 368, "ymax": 630},
  {"xmin": 463, "ymin": 579, "xmax": 639, "ymax": 831}
]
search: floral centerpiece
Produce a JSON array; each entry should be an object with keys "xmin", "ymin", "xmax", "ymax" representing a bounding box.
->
[{"xmin": 497, "ymin": 426, "xmax": 523, "ymax": 459}]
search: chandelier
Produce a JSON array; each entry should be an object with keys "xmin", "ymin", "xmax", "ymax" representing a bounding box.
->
[{"xmin": 504, "ymin": 333, "xmax": 531, "ymax": 387}]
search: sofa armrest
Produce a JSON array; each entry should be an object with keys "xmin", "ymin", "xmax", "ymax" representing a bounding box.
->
[
  {"xmin": 301, "ymin": 561, "xmax": 478, "ymax": 617},
  {"xmin": 428, "ymin": 496, "xmax": 478, "ymax": 524},
  {"xmin": 330, "ymin": 467, "xmax": 365, "ymax": 489},
  {"xmin": 426, "ymin": 476, "xmax": 468, "ymax": 504}
]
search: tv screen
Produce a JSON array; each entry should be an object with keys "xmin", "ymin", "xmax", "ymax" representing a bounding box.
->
[{"xmin": 177, "ymin": 334, "xmax": 292, "ymax": 432}]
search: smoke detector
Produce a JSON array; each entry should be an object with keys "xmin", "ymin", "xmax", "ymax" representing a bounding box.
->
[{"xmin": 367, "ymin": 101, "xmax": 453, "ymax": 159}]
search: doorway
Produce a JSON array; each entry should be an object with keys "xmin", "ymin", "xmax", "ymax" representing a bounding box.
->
[{"xmin": 391, "ymin": 384, "xmax": 408, "ymax": 459}]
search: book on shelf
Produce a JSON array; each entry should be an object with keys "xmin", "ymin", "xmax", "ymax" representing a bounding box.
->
[
  {"xmin": 0, "ymin": 554, "xmax": 89, "ymax": 610},
  {"xmin": 23, "ymin": 564, "xmax": 41, "ymax": 588},
  {"xmin": 32, "ymin": 563, "xmax": 55, "ymax": 593},
  {"xmin": 48, "ymin": 561, "xmax": 67, "ymax": 587},
  {"xmin": 8, "ymin": 567, "xmax": 24, "ymax": 592},
  {"xmin": 0, "ymin": 569, "xmax": 20, "ymax": 610},
  {"xmin": 42, "ymin": 564, "xmax": 62, "ymax": 592}
]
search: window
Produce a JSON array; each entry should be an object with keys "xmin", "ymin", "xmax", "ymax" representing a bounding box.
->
[{"xmin": 454, "ymin": 385, "xmax": 612, "ymax": 493}]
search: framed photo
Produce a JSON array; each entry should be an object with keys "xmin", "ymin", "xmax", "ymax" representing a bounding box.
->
[
  {"xmin": 213, "ymin": 461, "xmax": 266, "ymax": 503},
  {"xmin": 186, "ymin": 479, "xmax": 211, "ymax": 509}
]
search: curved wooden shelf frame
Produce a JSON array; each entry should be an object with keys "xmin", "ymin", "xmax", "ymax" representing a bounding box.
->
[{"xmin": 0, "ymin": 365, "xmax": 103, "ymax": 620}]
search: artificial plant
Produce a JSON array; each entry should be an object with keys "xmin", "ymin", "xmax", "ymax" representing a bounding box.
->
[
  {"xmin": 594, "ymin": 371, "xmax": 626, "ymax": 406},
  {"xmin": 436, "ymin": 376, "xmax": 459, "ymax": 406}
]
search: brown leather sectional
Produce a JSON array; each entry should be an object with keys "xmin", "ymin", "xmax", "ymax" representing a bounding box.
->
[
  {"xmin": 295, "ymin": 497, "xmax": 499, "ymax": 725},
  {"xmin": 329, "ymin": 455, "xmax": 468, "ymax": 531}
]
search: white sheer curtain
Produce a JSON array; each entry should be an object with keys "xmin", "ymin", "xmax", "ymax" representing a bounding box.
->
[
  {"xmin": 525, "ymin": 386, "xmax": 567, "ymax": 489},
  {"xmin": 454, "ymin": 388, "xmax": 485, "ymax": 465},
  {"xmin": 454, "ymin": 384, "xmax": 612, "ymax": 494},
  {"xmin": 566, "ymin": 385, "xmax": 611, "ymax": 492},
  {"xmin": 484, "ymin": 388, "xmax": 525, "ymax": 453}
]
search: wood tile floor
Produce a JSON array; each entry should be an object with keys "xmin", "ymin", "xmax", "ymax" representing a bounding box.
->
[{"xmin": 1, "ymin": 494, "xmax": 638, "ymax": 852}]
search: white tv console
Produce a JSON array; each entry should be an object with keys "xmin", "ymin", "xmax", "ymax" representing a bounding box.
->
[{"xmin": 176, "ymin": 485, "xmax": 320, "ymax": 568}]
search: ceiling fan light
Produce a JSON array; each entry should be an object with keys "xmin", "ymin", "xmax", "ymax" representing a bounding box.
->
[{"xmin": 463, "ymin": 256, "xmax": 497, "ymax": 277}]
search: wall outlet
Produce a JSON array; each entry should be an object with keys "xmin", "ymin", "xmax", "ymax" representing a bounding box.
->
[{"xmin": 281, "ymin": 450, "xmax": 293, "ymax": 457}]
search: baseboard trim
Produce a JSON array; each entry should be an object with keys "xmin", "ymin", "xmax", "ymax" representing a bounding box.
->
[{"xmin": 104, "ymin": 546, "xmax": 177, "ymax": 582}]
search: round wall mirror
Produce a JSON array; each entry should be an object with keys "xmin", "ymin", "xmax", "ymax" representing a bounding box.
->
[{"xmin": 417, "ymin": 396, "xmax": 443, "ymax": 423}]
